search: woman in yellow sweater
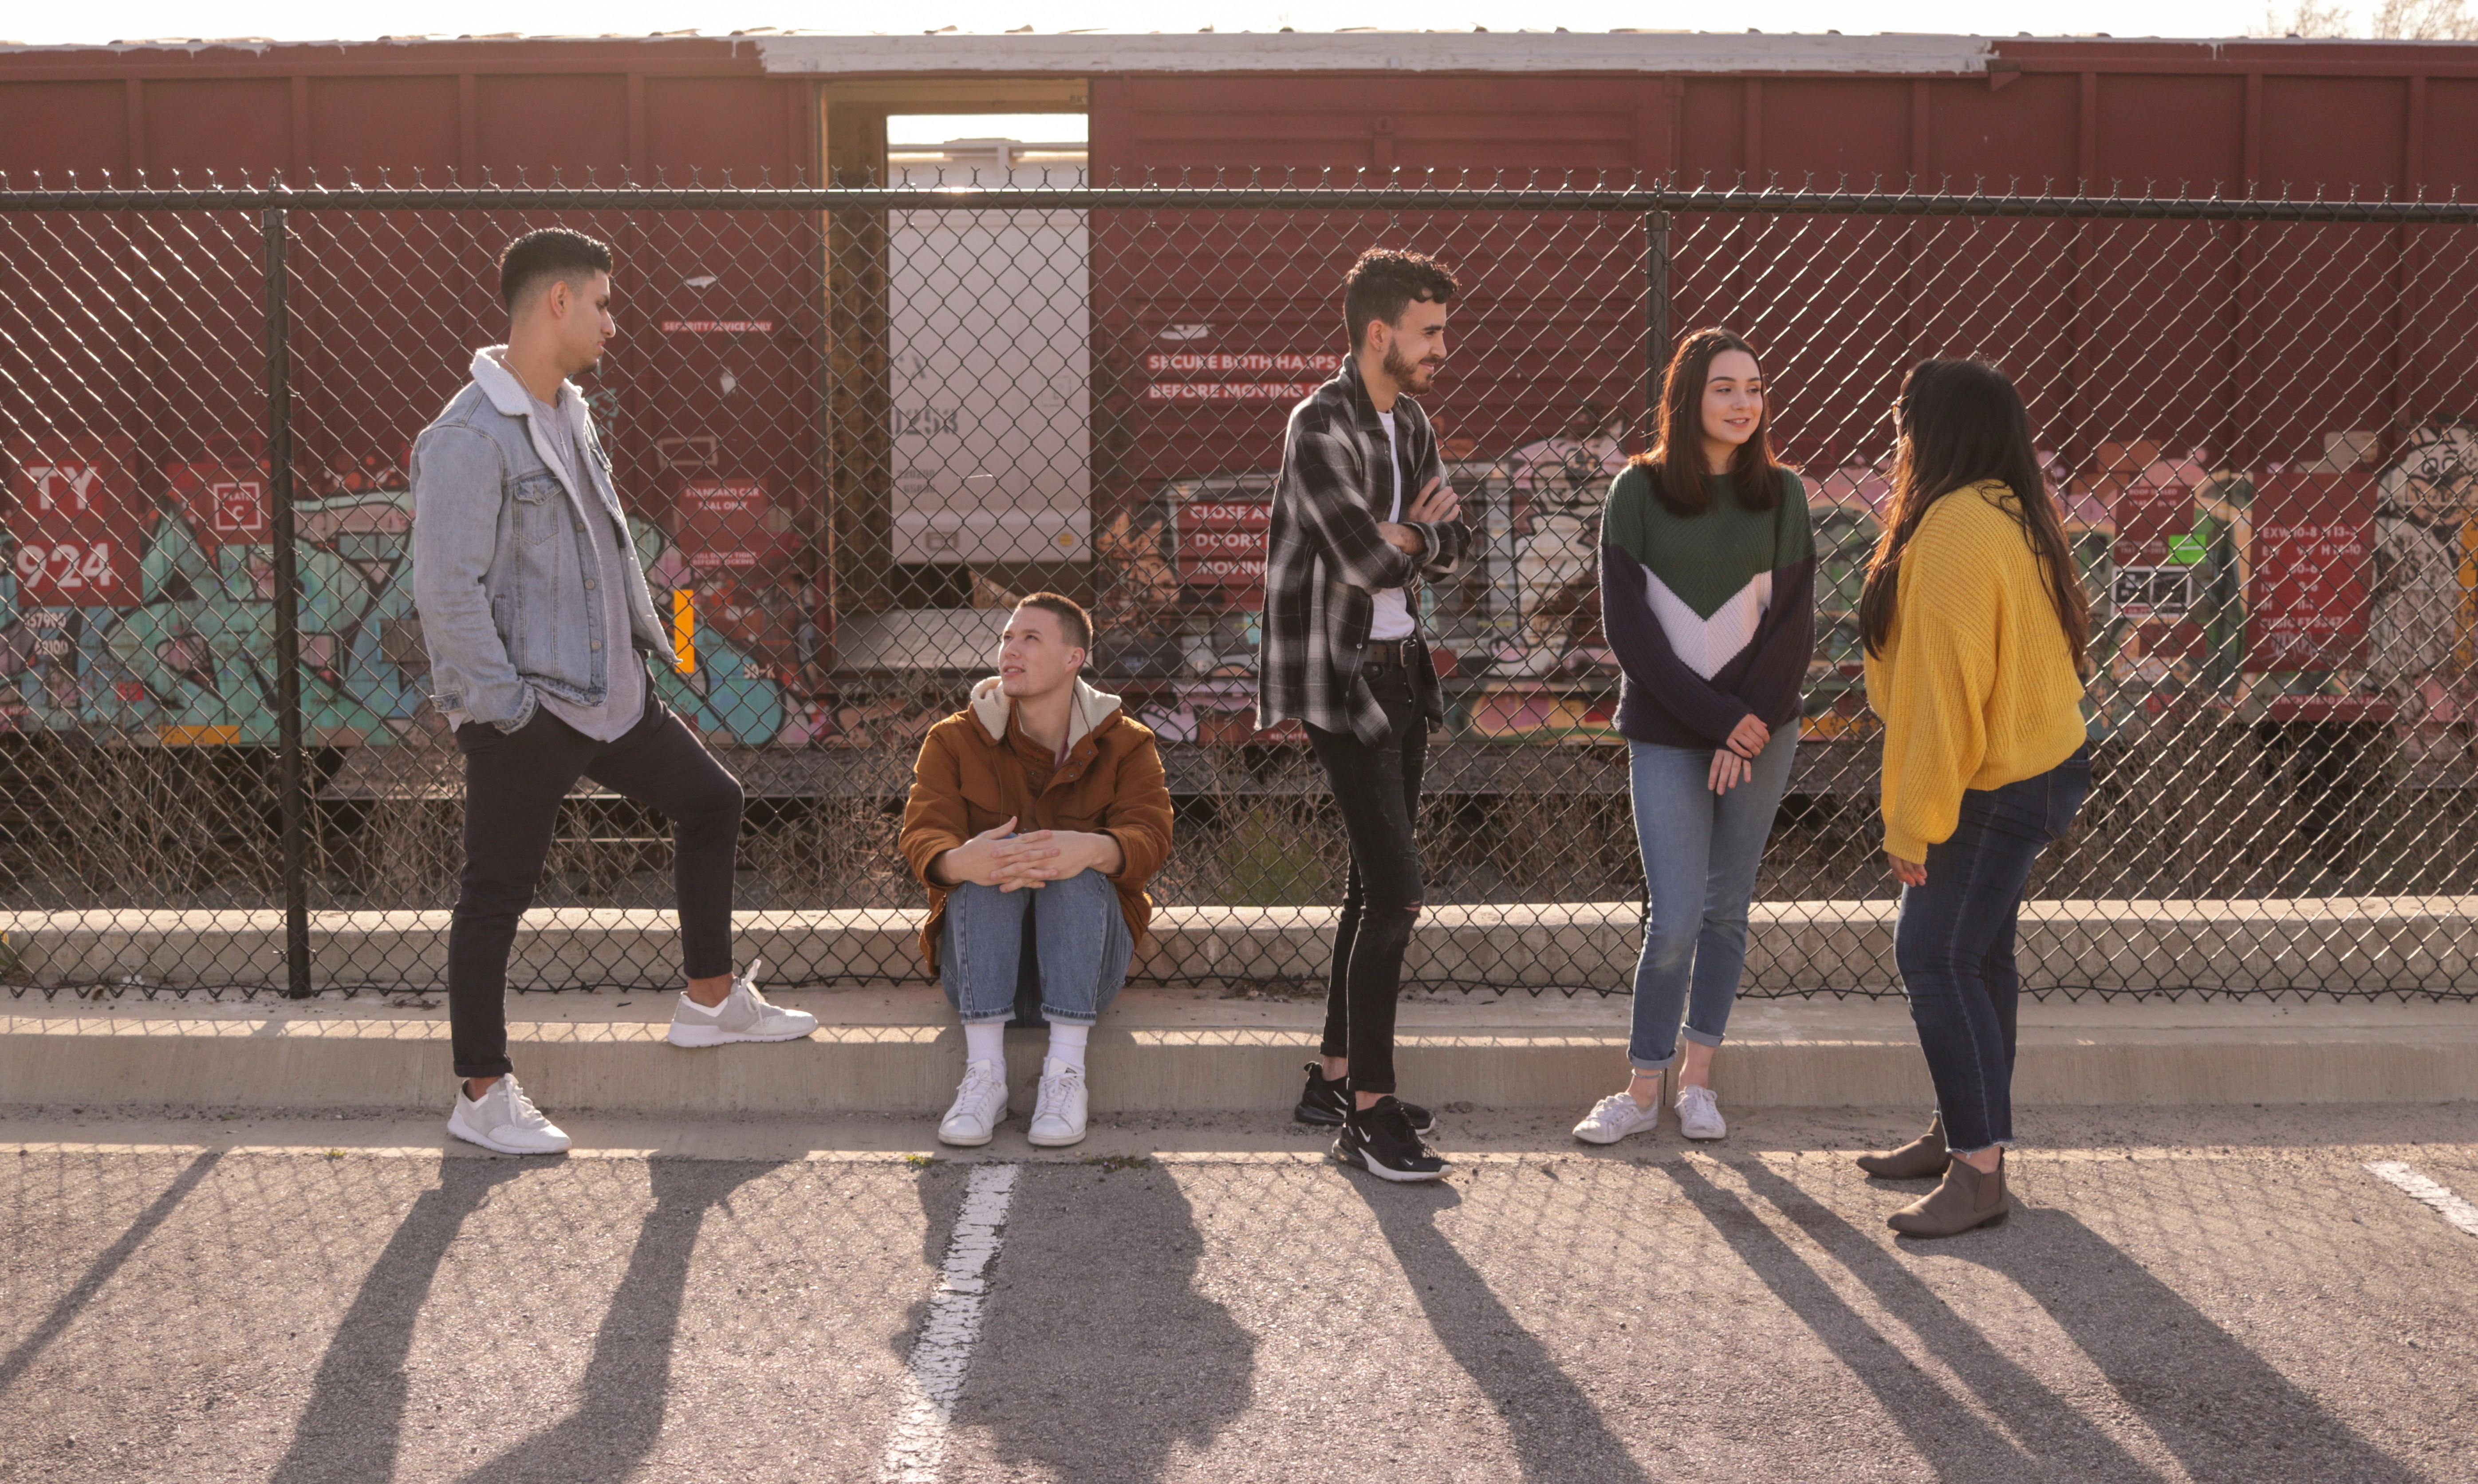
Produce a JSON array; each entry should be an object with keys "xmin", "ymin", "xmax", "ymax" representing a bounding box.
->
[{"xmin": 1854, "ymin": 358, "xmax": 2092, "ymax": 1239}]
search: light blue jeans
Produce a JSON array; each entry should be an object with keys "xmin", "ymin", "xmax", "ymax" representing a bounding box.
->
[
  {"xmin": 1626, "ymin": 726, "xmax": 1797, "ymax": 1070},
  {"xmin": 939, "ymin": 869, "xmax": 1133, "ymax": 1027}
]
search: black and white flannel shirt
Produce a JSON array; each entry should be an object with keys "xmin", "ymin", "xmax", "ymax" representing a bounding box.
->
[{"xmin": 1256, "ymin": 356, "xmax": 1474, "ymax": 746}]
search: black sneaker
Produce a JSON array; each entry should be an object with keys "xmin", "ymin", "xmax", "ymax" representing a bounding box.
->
[
  {"xmin": 1332, "ymin": 1097, "xmax": 1451, "ymax": 1182},
  {"xmin": 1293, "ymin": 1062, "xmax": 1436, "ymax": 1135}
]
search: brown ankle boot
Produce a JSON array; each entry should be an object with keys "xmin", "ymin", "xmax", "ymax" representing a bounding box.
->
[
  {"xmin": 1887, "ymin": 1151, "xmax": 2008, "ymax": 1237},
  {"xmin": 1856, "ymin": 1114, "xmax": 1949, "ymax": 1180}
]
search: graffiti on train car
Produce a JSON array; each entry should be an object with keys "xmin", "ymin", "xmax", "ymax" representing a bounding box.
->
[
  {"xmin": 1097, "ymin": 413, "xmax": 2478, "ymax": 750},
  {"xmin": 0, "ymin": 446, "xmax": 788, "ymax": 748},
  {"xmin": 8, "ymin": 422, "xmax": 2478, "ymax": 755}
]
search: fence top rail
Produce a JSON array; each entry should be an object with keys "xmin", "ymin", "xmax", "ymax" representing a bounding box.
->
[{"xmin": 1, "ymin": 183, "xmax": 2476, "ymax": 222}]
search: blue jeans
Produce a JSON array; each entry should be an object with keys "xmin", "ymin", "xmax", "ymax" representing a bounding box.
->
[
  {"xmin": 939, "ymin": 869, "xmax": 1133, "ymax": 1027},
  {"xmin": 1626, "ymin": 726, "xmax": 1797, "ymax": 1070},
  {"xmin": 1895, "ymin": 747, "xmax": 2092, "ymax": 1154}
]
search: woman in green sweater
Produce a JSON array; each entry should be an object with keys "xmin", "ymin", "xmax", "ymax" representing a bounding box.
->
[{"xmin": 1572, "ymin": 328, "xmax": 1816, "ymax": 1146}]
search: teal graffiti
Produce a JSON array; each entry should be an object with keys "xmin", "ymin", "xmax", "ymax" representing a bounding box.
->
[{"xmin": 1, "ymin": 491, "xmax": 787, "ymax": 747}]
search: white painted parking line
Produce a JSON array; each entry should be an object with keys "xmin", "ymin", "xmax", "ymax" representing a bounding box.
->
[
  {"xmin": 876, "ymin": 1161, "xmax": 1021, "ymax": 1484},
  {"xmin": 2363, "ymin": 1160, "xmax": 2478, "ymax": 1240}
]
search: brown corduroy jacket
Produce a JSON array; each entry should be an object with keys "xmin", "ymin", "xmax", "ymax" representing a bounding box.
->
[{"xmin": 899, "ymin": 676, "xmax": 1175, "ymax": 972}]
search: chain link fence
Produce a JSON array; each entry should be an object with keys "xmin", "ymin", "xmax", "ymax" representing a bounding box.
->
[{"xmin": 4, "ymin": 179, "xmax": 2478, "ymax": 1001}]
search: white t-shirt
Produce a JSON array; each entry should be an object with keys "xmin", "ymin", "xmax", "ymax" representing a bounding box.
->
[{"xmin": 1369, "ymin": 409, "xmax": 1415, "ymax": 642}]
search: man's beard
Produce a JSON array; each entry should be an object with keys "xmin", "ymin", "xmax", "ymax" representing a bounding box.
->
[{"xmin": 1384, "ymin": 345, "xmax": 1439, "ymax": 394}]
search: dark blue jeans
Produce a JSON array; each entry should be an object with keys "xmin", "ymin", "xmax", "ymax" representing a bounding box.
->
[{"xmin": 1894, "ymin": 747, "xmax": 2091, "ymax": 1154}]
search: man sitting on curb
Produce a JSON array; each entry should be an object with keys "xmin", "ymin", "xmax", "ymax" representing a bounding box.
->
[{"xmin": 900, "ymin": 594, "xmax": 1175, "ymax": 1149}]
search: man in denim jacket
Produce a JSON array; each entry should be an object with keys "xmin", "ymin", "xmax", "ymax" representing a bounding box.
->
[{"xmin": 410, "ymin": 228, "xmax": 814, "ymax": 1156}]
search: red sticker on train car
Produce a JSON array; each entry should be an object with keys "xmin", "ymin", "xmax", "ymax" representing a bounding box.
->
[{"xmin": 2248, "ymin": 471, "xmax": 2373, "ymax": 672}]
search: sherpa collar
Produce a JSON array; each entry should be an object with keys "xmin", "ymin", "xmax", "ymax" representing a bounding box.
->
[
  {"xmin": 470, "ymin": 345, "xmax": 603, "ymax": 518},
  {"xmin": 967, "ymin": 675, "xmax": 1125, "ymax": 754},
  {"xmin": 470, "ymin": 345, "xmax": 587, "ymax": 424}
]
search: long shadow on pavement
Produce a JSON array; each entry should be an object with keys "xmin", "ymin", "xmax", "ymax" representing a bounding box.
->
[
  {"xmin": 1951, "ymin": 1204, "xmax": 2426, "ymax": 1484},
  {"xmin": 266, "ymin": 1157, "xmax": 531, "ymax": 1484},
  {"xmin": 1351, "ymin": 1174, "xmax": 1656, "ymax": 1484},
  {"xmin": 446, "ymin": 1157, "xmax": 790, "ymax": 1484},
  {"xmin": 1671, "ymin": 1158, "xmax": 2158, "ymax": 1483},
  {"xmin": 0, "ymin": 1149, "xmax": 223, "ymax": 1399},
  {"xmin": 942, "ymin": 1161, "xmax": 1256, "ymax": 1484}
]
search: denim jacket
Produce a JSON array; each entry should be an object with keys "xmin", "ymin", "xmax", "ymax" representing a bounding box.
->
[{"xmin": 409, "ymin": 348, "xmax": 675, "ymax": 732}]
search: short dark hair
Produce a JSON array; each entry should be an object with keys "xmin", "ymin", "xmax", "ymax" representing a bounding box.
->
[
  {"xmin": 1342, "ymin": 248, "xmax": 1458, "ymax": 352},
  {"xmin": 499, "ymin": 228, "xmax": 614, "ymax": 313},
  {"xmin": 1014, "ymin": 592, "xmax": 1091, "ymax": 653}
]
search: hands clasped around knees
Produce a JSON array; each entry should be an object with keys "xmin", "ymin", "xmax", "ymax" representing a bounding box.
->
[{"xmin": 936, "ymin": 817, "xmax": 1123, "ymax": 892}]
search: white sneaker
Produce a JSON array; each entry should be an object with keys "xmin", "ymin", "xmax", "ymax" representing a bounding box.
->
[
  {"xmin": 1572, "ymin": 1091, "xmax": 1660, "ymax": 1145},
  {"xmin": 1676, "ymin": 1084, "xmax": 1727, "ymax": 1141},
  {"xmin": 666, "ymin": 960, "xmax": 819, "ymax": 1047},
  {"xmin": 1027, "ymin": 1059, "xmax": 1090, "ymax": 1148},
  {"xmin": 446, "ymin": 1075, "xmax": 572, "ymax": 1156},
  {"xmin": 938, "ymin": 1059, "xmax": 1010, "ymax": 1147}
]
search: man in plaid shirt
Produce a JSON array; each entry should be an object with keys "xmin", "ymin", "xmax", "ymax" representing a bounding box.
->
[{"xmin": 1259, "ymin": 248, "xmax": 1473, "ymax": 1182}]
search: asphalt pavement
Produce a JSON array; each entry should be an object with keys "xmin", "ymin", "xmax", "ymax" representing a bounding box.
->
[{"xmin": 1, "ymin": 1102, "xmax": 2473, "ymax": 1483}]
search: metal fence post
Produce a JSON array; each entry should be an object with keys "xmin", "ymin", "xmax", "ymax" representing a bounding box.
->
[
  {"xmin": 1643, "ymin": 209, "xmax": 1671, "ymax": 441},
  {"xmin": 2, "ymin": 182, "xmax": 2475, "ymax": 1004},
  {"xmin": 1637, "ymin": 208, "xmax": 1672, "ymax": 935},
  {"xmin": 262, "ymin": 205, "xmax": 312, "ymax": 999}
]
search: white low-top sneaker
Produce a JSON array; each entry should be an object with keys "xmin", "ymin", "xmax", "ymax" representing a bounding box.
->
[
  {"xmin": 1026, "ymin": 1059, "xmax": 1090, "ymax": 1148},
  {"xmin": 938, "ymin": 1059, "xmax": 1010, "ymax": 1147},
  {"xmin": 666, "ymin": 960, "xmax": 819, "ymax": 1047},
  {"xmin": 446, "ymin": 1075, "xmax": 572, "ymax": 1156},
  {"xmin": 1676, "ymin": 1083, "xmax": 1727, "ymax": 1141},
  {"xmin": 1572, "ymin": 1091, "xmax": 1660, "ymax": 1145}
]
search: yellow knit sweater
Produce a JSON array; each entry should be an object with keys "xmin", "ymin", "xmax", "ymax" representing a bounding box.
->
[{"xmin": 1863, "ymin": 480, "xmax": 2089, "ymax": 862}]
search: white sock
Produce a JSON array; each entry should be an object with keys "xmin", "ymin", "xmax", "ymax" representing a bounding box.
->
[
  {"xmin": 678, "ymin": 992, "xmax": 722, "ymax": 1016},
  {"xmin": 1046, "ymin": 1021, "xmax": 1090, "ymax": 1072},
  {"xmin": 964, "ymin": 1020, "xmax": 1006, "ymax": 1069}
]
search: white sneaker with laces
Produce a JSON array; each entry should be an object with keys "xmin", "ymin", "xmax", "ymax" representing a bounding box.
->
[
  {"xmin": 938, "ymin": 1059, "xmax": 1010, "ymax": 1147},
  {"xmin": 446, "ymin": 1074, "xmax": 572, "ymax": 1156},
  {"xmin": 1027, "ymin": 1059, "xmax": 1090, "ymax": 1148},
  {"xmin": 1572, "ymin": 1091, "xmax": 1660, "ymax": 1145},
  {"xmin": 666, "ymin": 959, "xmax": 819, "ymax": 1047},
  {"xmin": 1676, "ymin": 1083, "xmax": 1727, "ymax": 1141}
]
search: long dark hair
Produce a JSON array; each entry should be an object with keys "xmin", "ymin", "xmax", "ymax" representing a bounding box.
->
[
  {"xmin": 1856, "ymin": 358, "xmax": 2091, "ymax": 670},
  {"xmin": 1626, "ymin": 327, "xmax": 1784, "ymax": 516}
]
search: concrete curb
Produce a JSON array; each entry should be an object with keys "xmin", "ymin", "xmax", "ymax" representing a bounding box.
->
[
  {"xmin": 8, "ymin": 999, "xmax": 2474, "ymax": 1116},
  {"xmin": 11, "ymin": 897, "xmax": 2478, "ymax": 992}
]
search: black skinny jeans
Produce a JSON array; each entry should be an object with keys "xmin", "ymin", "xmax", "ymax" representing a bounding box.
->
[
  {"xmin": 448, "ymin": 688, "xmax": 745, "ymax": 1079},
  {"xmin": 1305, "ymin": 658, "xmax": 1426, "ymax": 1095}
]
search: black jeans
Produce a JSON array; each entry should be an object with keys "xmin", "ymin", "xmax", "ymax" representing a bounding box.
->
[
  {"xmin": 1304, "ymin": 659, "xmax": 1426, "ymax": 1095},
  {"xmin": 1894, "ymin": 746, "xmax": 2092, "ymax": 1153},
  {"xmin": 448, "ymin": 689, "xmax": 745, "ymax": 1079}
]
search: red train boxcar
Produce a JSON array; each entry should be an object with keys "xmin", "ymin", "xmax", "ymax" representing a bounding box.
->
[{"xmin": 0, "ymin": 33, "xmax": 2471, "ymax": 756}]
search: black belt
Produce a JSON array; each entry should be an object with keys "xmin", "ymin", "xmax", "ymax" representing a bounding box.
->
[{"xmin": 1363, "ymin": 639, "xmax": 1419, "ymax": 669}]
